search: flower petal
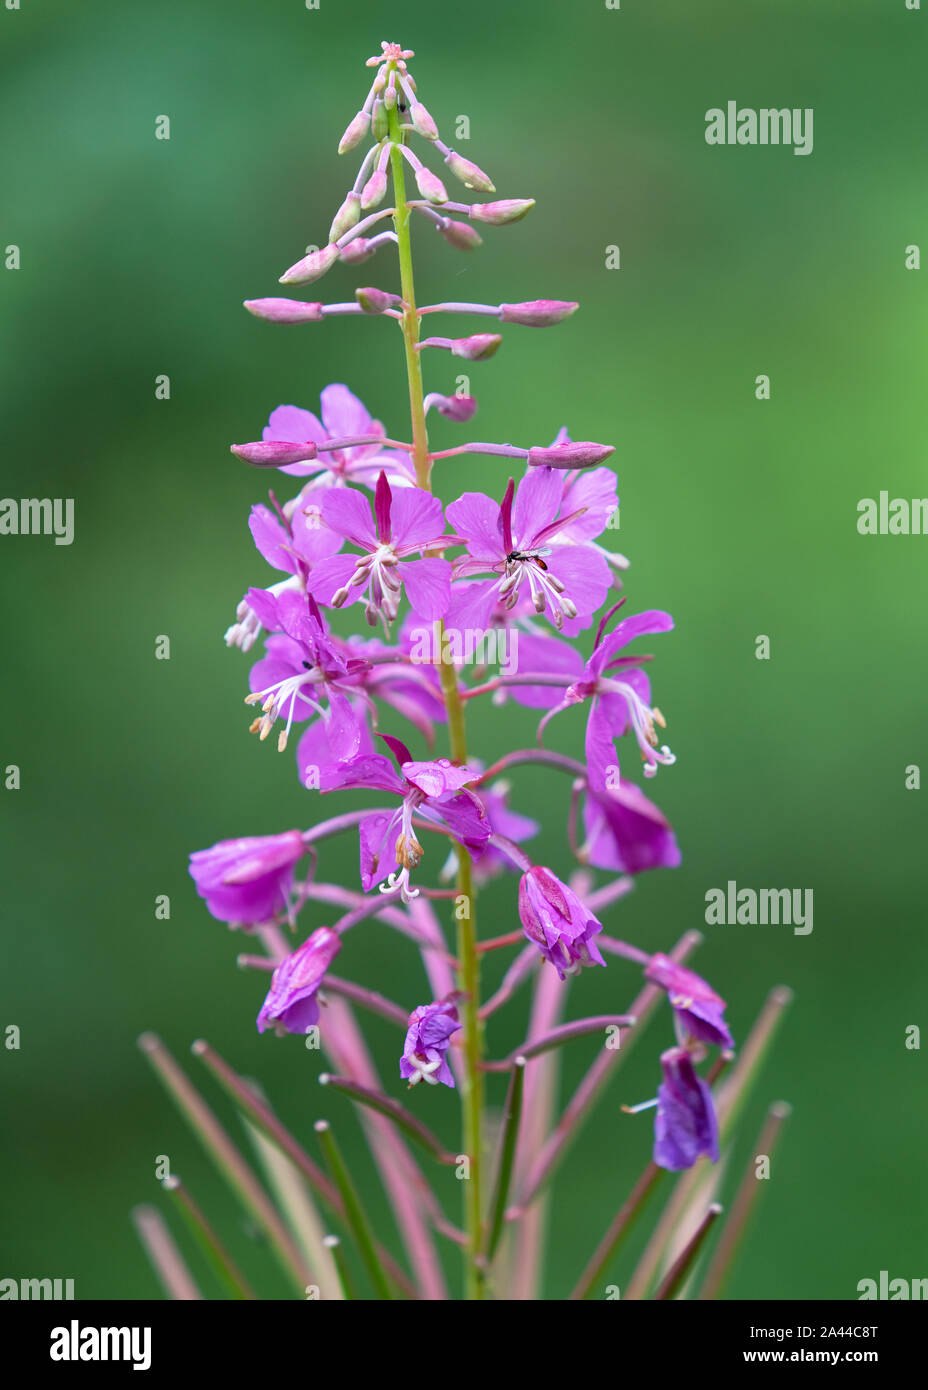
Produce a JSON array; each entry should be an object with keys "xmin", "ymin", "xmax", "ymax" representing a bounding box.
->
[{"xmin": 401, "ymin": 557, "xmax": 452, "ymax": 620}]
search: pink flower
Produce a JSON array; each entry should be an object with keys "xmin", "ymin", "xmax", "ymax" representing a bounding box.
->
[
  {"xmin": 518, "ymin": 866, "xmax": 606, "ymax": 979},
  {"xmin": 189, "ymin": 831, "xmax": 306, "ymax": 928},
  {"xmin": 257, "ymin": 928, "xmax": 342, "ymax": 1036},
  {"xmin": 307, "ymin": 472, "xmax": 454, "ymax": 624},
  {"xmin": 244, "ymin": 589, "xmax": 370, "ymax": 754},
  {"xmin": 261, "ymin": 384, "xmax": 414, "ymax": 486},
  {"xmin": 319, "ymin": 734, "xmax": 489, "ymax": 902},
  {"xmin": 400, "ymin": 998, "xmax": 461, "ymax": 1088},
  {"xmin": 446, "ymin": 467, "xmax": 611, "ymax": 631}
]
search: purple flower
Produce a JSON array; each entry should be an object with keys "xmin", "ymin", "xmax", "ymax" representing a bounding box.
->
[
  {"xmin": 224, "ymin": 492, "xmax": 344, "ymax": 652},
  {"xmin": 400, "ymin": 998, "xmax": 461, "ymax": 1088},
  {"xmin": 530, "ymin": 604, "xmax": 676, "ymax": 788},
  {"xmin": 645, "ymin": 954, "xmax": 734, "ymax": 1049},
  {"xmin": 260, "ymin": 383, "xmax": 415, "ymax": 485},
  {"xmin": 518, "ymin": 866, "xmax": 605, "ymax": 979},
  {"xmin": 581, "ymin": 779, "xmax": 681, "ymax": 875},
  {"xmin": 189, "ymin": 830, "xmax": 306, "ymax": 928},
  {"xmin": 317, "ymin": 734, "xmax": 490, "ymax": 901},
  {"xmin": 244, "ymin": 588, "xmax": 370, "ymax": 753},
  {"xmin": 307, "ymin": 473, "xmax": 454, "ymax": 624},
  {"xmin": 257, "ymin": 927, "xmax": 342, "ymax": 1036},
  {"xmin": 446, "ymin": 467, "xmax": 611, "ymax": 631},
  {"xmin": 653, "ymin": 1046, "xmax": 720, "ymax": 1171}
]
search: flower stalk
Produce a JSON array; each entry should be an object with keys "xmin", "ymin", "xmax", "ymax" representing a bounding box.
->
[{"xmin": 142, "ymin": 37, "xmax": 796, "ymax": 1304}]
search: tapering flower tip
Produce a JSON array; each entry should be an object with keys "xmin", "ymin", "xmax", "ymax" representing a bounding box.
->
[
  {"xmin": 339, "ymin": 237, "xmax": 376, "ymax": 265},
  {"xmin": 366, "ymin": 41, "xmax": 415, "ymax": 69},
  {"xmin": 526, "ymin": 440, "xmax": 615, "ymax": 469},
  {"xmin": 371, "ymin": 97, "xmax": 389, "ymax": 141},
  {"xmin": 257, "ymin": 926, "xmax": 342, "ymax": 1036},
  {"xmin": 243, "ymin": 297, "xmax": 324, "ymax": 324},
  {"xmin": 338, "ymin": 110, "xmax": 371, "ymax": 155},
  {"xmin": 360, "ymin": 168, "xmax": 389, "ymax": 210},
  {"xmin": 437, "ymin": 218, "xmax": 483, "ymax": 251},
  {"xmin": 400, "ymin": 998, "xmax": 461, "ymax": 1088},
  {"xmin": 329, "ymin": 191, "xmax": 362, "ymax": 243},
  {"xmin": 414, "ymin": 165, "xmax": 448, "ymax": 205},
  {"xmin": 644, "ymin": 954, "xmax": 734, "ymax": 1049},
  {"xmin": 653, "ymin": 1045, "xmax": 720, "ymax": 1171},
  {"xmin": 355, "ymin": 286, "xmax": 394, "ymax": 314},
  {"xmin": 410, "ymin": 101, "xmax": 439, "ymax": 140},
  {"xmin": 230, "ymin": 440, "xmax": 318, "ymax": 468},
  {"xmin": 451, "ymin": 333, "xmax": 502, "ymax": 361},
  {"xmin": 189, "ymin": 830, "xmax": 305, "ymax": 927},
  {"xmin": 279, "ymin": 243, "xmax": 339, "ymax": 286},
  {"xmin": 444, "ymin": 150, "xmax": 495, "ymax": 193},
  {"xmin": 518, "ymin": 866, "xmax": 606, "ymax": 979},
  {"xmin": 499, "ymin": 299, "xmax": 579, "ymax": 327},
  {"xmin": 425, "ymin": 391, "xmax": 478, "ymax": 422},
  {"xmin": 470, "ymin": 198, "xmax": 535, "ymax": 225}
]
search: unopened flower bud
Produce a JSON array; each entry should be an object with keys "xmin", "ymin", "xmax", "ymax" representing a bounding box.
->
[
  {"xmin": 444, "ymin": 150, "xmax": 495, "ymax": 192},
  {"xmin": 499, "ymin": 299, "xmax": 579, "ymax": 327},
  {"xmin": 451, "ymin": 333, "xmax": 501, "ymax": 361},
  {"xmin": 329, "ymin": 191, "xmax": 361, "ymax": 243},
  {"xmin": 279, "ymin": 243, "xmax": 339, "ymax": 286},
  {"xmin": 339, "ymin": 238, "xmax": 375, "ymax": 265},
  {"xmin": 372, "ymin": 98, "xmax": 388, "ymax": 141},
  {"xmin": 518, "ymin": 866, "xmax": 605, "ymax": 979},
  {"xmin": 424, "ymin": 392, "xmax": 478, "ymax": 422},
  {"xmin": 243, "ymin": 298, "xmax": 324, "ymax": 324},
  {"xmin": 470, "ymin": 198, "xmax": 535, "ymax": 225},
  {"xmin": 415, "ymin": 166, "xmax": 448, "ymax": 204},
  {"xmin": 355, "ymin": 286, "xmax": 395, "ymax": 314},
  {"xmin": 526, "ymin": 441, "xmax": 615, "ymax": 470},
  {"xmin": 230, "ymin": 440, "xmax": 319, "ymax": 467},
  {"xmin": 437, "ymin": 218, "xmax": 483, "ymax": 251},
  {"xmin": 338, "ymin": 110, "xmax": 370, "ymax": 155},
  {"xmin": 361, "ymin": 169, "xmax": 388, "ymax": 210},
  {"xmin": 410, "ymin": 102, "xmax": 439, "ymax": 140}
]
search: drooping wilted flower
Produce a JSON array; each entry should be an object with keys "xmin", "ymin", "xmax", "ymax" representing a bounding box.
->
[
  {"xmin": 645, "ymin": 954, "xmax": 734, "ymax": 1049},
  {"xmin": 653, "ymin": 1046, "xmax": 720, "ymax": 1171},
  {"xmin": 188, "ymin": 830, "xmax": 306, "ymax": 928},
  {"xmin": 518, "ymin": 865, "xmax": 606, "ymax": 978},
  {"xmin": 257, "ymin": 927, "xmax": 342, "ymax": 1036},
  {"xmin": 400, "ymin": 998, "xmax": 461, "ymax": 1087}
]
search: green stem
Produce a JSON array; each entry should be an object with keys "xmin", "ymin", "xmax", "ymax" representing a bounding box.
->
[
  {"xmin": 482, "ymin": 1059, "xmax": 526, "ymax": 1263},
  {"xmin": 315, "ymin": 1120, "xmax": 393, "ymax": 1301},
  {"xmin": 387, "ymin": 107, "xmax": 429, "ymax": 488},
  {"xmin": 162, "ymin": 1176, "xmax": 255, "ymax": 1300},
  {"xmin": 387, "ymin": 76, "xmax": 485, "ymax": 1299}
]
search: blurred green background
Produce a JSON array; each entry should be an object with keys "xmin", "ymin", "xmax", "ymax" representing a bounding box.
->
[{"xmin": 2, "ymin": 0, "xmax": 926, "ymax": 1300}]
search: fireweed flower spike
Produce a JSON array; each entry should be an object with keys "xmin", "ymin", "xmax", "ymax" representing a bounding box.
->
[
  {"xmin": 400, "ymin": 998, "xmax": 461, "ymax": 1088},
  {"xmin": 173, "ymin": 40, "xmax": 790, "ymax": 1302}
]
